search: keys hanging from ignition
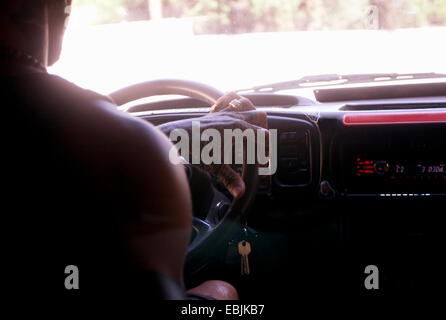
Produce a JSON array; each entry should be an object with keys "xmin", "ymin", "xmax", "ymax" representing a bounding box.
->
[{"xmin": 238, "ymin": 240, "xmax": 251, "ymax": 276}]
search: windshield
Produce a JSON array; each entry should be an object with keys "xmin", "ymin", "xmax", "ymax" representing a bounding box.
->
[{"xmin": 49, "ymin": 0, "xmax": 446, "ymax": 95}]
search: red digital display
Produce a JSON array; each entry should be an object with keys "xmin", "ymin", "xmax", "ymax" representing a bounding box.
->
[
  {"xmin": 355, "ymin": 158, "xmax": 446, "ymax": 180},
  {"xmin": 356, "ymin": 158, "xmax": 375, "ymax": 176}
]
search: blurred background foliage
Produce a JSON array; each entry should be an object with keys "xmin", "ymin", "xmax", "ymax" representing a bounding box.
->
[{"xmin": 72, "ymin": 0, "xmax": 446, "ymax": 32}]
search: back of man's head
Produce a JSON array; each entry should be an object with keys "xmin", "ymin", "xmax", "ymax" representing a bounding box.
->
[
  {"xmin": 0, "ymin": 0, "xmax": 46, "ymax": 25},
  {"xmin": 0, "ymin": 0, "xmax": 69, "ymax": 67}
]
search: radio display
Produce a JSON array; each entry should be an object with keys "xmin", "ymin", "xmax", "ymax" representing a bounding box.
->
[
  {"xmin": 356, "ymin": 159, "xmax": 446, "ymax": 179},
  {"xmin": 335, "ymin": 126, "xmax": 446, "ymax": 196},
  {"xmin": 348, "ymin": 158, "xmax": 446, "ymax": 194},
  {"xmin": 395, "ymin": 163, "xmax": 445, "ymax": 175}
]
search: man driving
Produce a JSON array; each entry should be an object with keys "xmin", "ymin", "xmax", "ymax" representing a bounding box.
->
[{"xmin": 0, "ymin": 0, "xmax": 267, "ymax": 300}]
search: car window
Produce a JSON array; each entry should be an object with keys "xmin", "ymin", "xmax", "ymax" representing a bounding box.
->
[{"xmin": 49, "ymin": 0, "xmax": 446, "ymax": 95}]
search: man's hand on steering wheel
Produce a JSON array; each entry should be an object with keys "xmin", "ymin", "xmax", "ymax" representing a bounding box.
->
[
  {"xmin": 207, "ymin": 92, "xmax": 268, "ymax": 198},
  {"xmin": 158, "ymin": 92, "xmax": 269, "ymax": 199}
]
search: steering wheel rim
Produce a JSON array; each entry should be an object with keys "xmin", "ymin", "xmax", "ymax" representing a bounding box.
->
[
  {"xmin": 109, "ymin": 79, "xmax": 259, "ymax": 278},
  {"xmin": 109, "ymin": 79, "xmax": 224, "ymax": 106}
]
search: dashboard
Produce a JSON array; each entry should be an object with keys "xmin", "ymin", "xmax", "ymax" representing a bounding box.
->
[{"xmin": 135, "ymin": 93, "xmax": 446, "ymax": 201}]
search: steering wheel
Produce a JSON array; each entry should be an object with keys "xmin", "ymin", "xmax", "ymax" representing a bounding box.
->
[{"xmin": 109, "ymin": 79, "xmax": 259, "ymax": 278}]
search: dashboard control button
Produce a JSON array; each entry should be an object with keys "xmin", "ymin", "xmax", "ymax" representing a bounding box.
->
[
  {"xmin": 280, "ymin": 158, "xmax": 299, "ymax": 174},
  {"xmin": 374, "ymin": 160, "xmax": 390, "ymax": 175}
]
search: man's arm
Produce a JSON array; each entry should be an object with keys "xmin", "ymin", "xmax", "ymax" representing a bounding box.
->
[
  {"xmin": 57, "ymin": 96, "xmax": 193, "ymax": 285},
  {"xmin": 110, "ymin": 116, "xmax": 193, "ymax": 285}
]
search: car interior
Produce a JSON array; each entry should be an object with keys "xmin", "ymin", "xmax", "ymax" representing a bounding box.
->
[
  {"xmin": 5, "ymin": 0, "xmax": 444, "ymax": 303},
  {"xmin": 108, "ymin": 76, "xmax": 446, "ymax": 299}
]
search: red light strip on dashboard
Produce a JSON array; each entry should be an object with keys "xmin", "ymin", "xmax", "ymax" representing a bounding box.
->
[{"xmin": 343, "ymin": 111, "xmax": 446, "ymax": 126}]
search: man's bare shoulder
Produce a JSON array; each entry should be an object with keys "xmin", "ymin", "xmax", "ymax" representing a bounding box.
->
[
  {"xmin": 11, "ymin": 73, "xmax": 168, "ymax": 168},
  {"xmin": 40, "ymin": 75, "xmax": 159, "ymax": 146}
]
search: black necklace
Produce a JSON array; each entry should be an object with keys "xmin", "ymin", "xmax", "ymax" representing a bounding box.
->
[{"xmin": 0, "ymin": 45, "xmax": 46, "ymax": 71}]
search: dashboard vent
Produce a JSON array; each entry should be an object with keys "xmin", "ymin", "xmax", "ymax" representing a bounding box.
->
[{"xmin": 340, "ymin": 103, "xmax": 446, "ymax": 111}]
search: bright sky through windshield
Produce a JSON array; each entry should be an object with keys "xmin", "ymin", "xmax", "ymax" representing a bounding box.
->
[{"xmin": 49, "ymin": 1, "xmax": 446, "ymax": 95}]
